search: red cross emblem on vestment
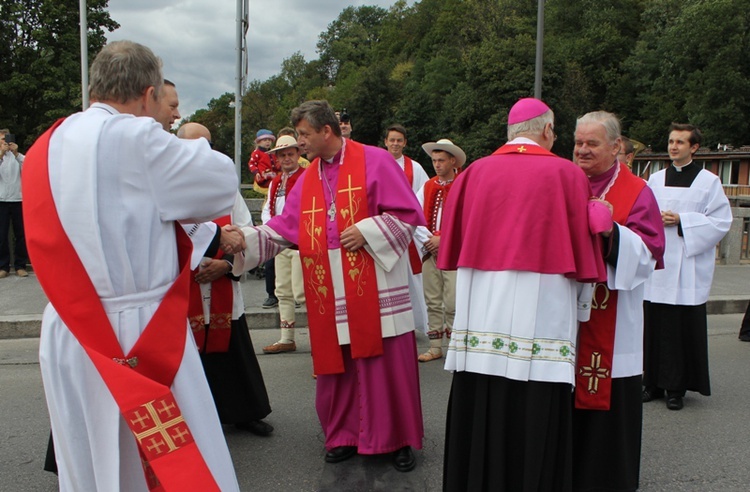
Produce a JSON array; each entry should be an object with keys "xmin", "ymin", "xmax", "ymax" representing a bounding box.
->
[{"xmin": 124, "ymin": 394, "xmax": 194, "ymax": 461}]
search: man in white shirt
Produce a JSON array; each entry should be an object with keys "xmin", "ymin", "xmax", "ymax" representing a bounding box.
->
[{"xmin": 0, "ymin": 129, "xmax": 27, "ymax": 278}]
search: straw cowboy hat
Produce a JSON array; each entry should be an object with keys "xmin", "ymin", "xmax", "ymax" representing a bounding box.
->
[
  {"xmin": 268, "ymin": 135, "xmax": 299, "ymax": 154},
  {"xmin": 421, "ymin": 139, "xmax": 466, "ymax": 167}
]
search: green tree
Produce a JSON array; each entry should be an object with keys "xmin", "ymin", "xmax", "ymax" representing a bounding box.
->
[{"xmin": 0, "ymin": 0, "xmax": 118, "ymax": 147}]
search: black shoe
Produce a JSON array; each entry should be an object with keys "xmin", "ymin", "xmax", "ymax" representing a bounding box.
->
[
  {"xmin": 262, "ymin": 297, "xmax": 279, "ymax": 309},
  {"xmin": 642, "ymin": 387, "xmax": 664, "ymax": 402},
  {"xmin": 325, "ymin": 446, "xmax": 357, "ymax": 463},
  {"xmin": 739, "ymin": 334, "xmax": 750, "ymax": 342},
  {"xmin": 235, "ymin": 420, "xmax": 274, "ymax": 436},
  {"xmin": 393, "ymin": 446, "xmax": 416, "ymax": 472},
  {"xmin": 666, "ymin": 396, "xmax": 684, "ymax": 410}
]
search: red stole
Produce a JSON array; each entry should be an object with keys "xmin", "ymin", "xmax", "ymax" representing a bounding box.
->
[
  {"xmin": 403, "ymin": 156, "xmax": 414, "ymax": 185},
  {"xmin": 188, "ymin": 216, "xmax": 233, "ymax": 353},
  {"xmin": 402, "ymin": 156, "xmax": 423, "ymax": 274},
  {"xmin": 575, "ymin": 163, "xmax": 645, "ymax": 410},
  {"xmin": 269, "ymin": 168, "xmax": 304, "ymax": 217},
  {"xmin": 298, "ymin": 140, "xmax": 382, "ymax": 375},
  {"xmin": 423, "ymin": 177, "xmax": 454, "ymax": 234},
  {"xmin": 23, "ymin": 120, "xmax": 220, "ymax": 490}
]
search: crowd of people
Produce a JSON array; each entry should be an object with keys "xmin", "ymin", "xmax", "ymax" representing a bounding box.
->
[{"xmin": 13, "ymin": 39, "xmax": 739, "ymax": 491}]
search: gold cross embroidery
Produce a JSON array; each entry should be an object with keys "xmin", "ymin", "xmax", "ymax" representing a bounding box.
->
[
  {"xmin": 131, "ymin": 398, "xmax": 191, "ymax": 457},
  {"xmin": 338, "ymin": 174, "xmax": 362, "ymax": 226},
  {"xmin": 518, "ymin": 145, "xmax": 527, "ymax": 153},
  {"xmin": 130, "ymin": 410, "xmax": 151, "ymax": 430},
  {"xmin": 302, "ymin": 196, "xmax": 324, "ymax": 248},
  {"xmin": 156, "ymin": 399, "xmax": 176, "ymax": 419},
  {"xmin": 579, "ymin": 352, "xmax": 610, "ymax": 394}
]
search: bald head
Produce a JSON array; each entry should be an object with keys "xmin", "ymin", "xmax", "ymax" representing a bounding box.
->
[{"xmin": 177, "ymin": 122, "xmax": 212, "ymax": 141}]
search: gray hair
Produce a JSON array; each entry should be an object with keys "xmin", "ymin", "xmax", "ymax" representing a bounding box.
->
[
  {"xmin": 290, "ymin": 100, "xmax": 342, "ymax": 138},
  {"xmin": 576, "ymin": 111, "xmax": 621, "ymax": 143},
  {"xmin": 507, "ymin": 110, "xmax": 554, "ymax": 140},
  {"xmin": 89, "ymin": 41, "xmax": 163, "ymax": 104}
]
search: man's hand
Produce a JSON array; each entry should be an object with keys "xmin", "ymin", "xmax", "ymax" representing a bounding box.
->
[
  {"xmin": 220, "ymin": 225, "xmax": 246, "ymax": 254},
  {"xmin": 424, "ymin": 235, "xmax": 441, "ymax": 254},
  {"xmin": 661, "ymin": 210, "xmax": 680, "ymax": 227},
  {"xmin": 195, "ymin": 259, "xmax": 230, "ymax": 284},
  {"xmin": 340, "ymin": 225, "xmax": 366, "ymax": 251},
  {"xmin": 8, "ymin": 142, "xmax": 19, "ymax": 156}
]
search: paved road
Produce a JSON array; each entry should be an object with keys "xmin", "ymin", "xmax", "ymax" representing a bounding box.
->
[
  {"xmin": 3, "ymin": 265, "xmax": 750, "ymax": 337},
  {"xmin": 1, "ymin": 315, "xmax": 749, "ymax": 491}
]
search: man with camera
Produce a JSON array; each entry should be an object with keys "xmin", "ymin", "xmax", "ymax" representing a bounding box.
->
[{"xmin": 0, "ymin": 129, "xmax": 28, "ymax": 278}]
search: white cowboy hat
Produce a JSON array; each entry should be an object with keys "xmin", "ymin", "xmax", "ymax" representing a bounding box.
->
[
  {"xmin": 268, "ymin": 135, "xmax": 300, "ymax": 153},
  {"xmin": 421, "ymin": 138, "xmax": 466, "ymax": 167}
]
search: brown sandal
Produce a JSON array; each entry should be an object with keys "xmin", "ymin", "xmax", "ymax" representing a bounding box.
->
[{"xmin": 418, "ymin": 350, "xmax": 443, "ymax": 363}]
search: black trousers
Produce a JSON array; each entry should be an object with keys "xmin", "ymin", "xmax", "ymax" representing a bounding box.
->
[{"xmin": 0, "ymin": 201, "xmax": 28, "ymax": 271}]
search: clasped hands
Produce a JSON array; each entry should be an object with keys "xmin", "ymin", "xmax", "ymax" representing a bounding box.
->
[{"xmin": 220, "ymin": 225, "xmax": 246, "ymax": 254}]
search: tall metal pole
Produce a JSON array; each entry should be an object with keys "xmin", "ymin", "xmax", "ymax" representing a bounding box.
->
[
  {"xmin": 79, "ymin": 0, "xmax": 89, "ymax": 109},
  {"xmin": 534, "ymin": 0, "xmax": 545, "ymax": 99},
  {"xmin": 234, "ymin": 0, "xmax": 247, "ymax": 183}
]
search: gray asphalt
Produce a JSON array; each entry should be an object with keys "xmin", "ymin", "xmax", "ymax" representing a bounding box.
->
[
  {"xmin": 1, "ymin": 268, "xmax": 750, "ymax": 490},
  {"xmin": 3, "ymin": 264, "xmax": 750, "ymax": 338}
]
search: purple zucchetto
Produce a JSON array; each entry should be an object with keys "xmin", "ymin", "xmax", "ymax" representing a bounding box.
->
[{"xmin": 508, "ymin": 98, "xmax": 551, "ymax": 125}]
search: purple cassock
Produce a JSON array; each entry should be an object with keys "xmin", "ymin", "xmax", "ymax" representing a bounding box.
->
[{"xmin": 268, "ymin": 142, "xmax": 426, "ymax": 454}]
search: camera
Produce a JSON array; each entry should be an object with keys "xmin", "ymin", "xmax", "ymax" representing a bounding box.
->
[
  {"xmin": 339, "ymin": 110, "xmax": 351, "ymax": 123},
  {"xmin": 3, "ymin": 134, "xmax": 14, "ymax": 144}
]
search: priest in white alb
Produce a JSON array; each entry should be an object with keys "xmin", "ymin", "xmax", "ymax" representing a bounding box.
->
[
  {"xmin": 23, "ymin": 41, "xmax": 241, "ymax": 491},
  {"xmin": 231, "ymin": 100, "xmax": 425, "ymax": 472}
]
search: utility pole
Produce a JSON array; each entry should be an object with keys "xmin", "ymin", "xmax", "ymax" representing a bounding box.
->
[
  {"xmin": 235, "ymin": 0, "xmax": 249, "ymax": 182},
  {"xmin": 79, "ymin": 0, "xmax": 89, "ymax": 109},
  {"xmin": 534, "ymin": 0, "xmax": 545, "ymax": 99}
]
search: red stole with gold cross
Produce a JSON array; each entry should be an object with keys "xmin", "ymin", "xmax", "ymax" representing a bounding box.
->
[
  {"xmin": 188, "ymin": 215, "xmax": 234, "ymax": 353},
  {"xmin": 575, "ymin": 163, "xmax": 645, "ymax": 410},
  {"xmin": 23, "ymin": 120, "xmax": 220, "ymax": 491},
  {"xmin": 403, "ymin": 156, "xmax": 423, "ymax": 274},
  {"xmin": 298, "ymin": 139, "xmax": 383, "ymax": 375}
]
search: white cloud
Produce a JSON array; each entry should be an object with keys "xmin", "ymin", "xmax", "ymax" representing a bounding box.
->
[{"xmin": 105, "ymin": 0, "xmax": 409, "ymax": 118}]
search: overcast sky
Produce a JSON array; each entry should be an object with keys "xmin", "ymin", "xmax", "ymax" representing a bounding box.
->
[{"xmin": 106, "ymin": 0, "xmax": 412, "ymax": 119}]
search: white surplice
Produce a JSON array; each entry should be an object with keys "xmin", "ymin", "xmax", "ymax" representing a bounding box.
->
[
  {"xmin": 645, "ymin": 169, "xmax": 732, "ymax": 305},
  {"xmin": 445, "ymin": 270, "xmax": 593, "ymax": 384},
  {"xmin": 606, "ymin": 224, "xmax": 660, "ymax": 377},
  {"xmin": 41, "ymin": 103, "xmax": 240, "ymax": 491}
]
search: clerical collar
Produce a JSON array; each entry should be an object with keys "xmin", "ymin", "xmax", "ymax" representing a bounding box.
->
[
  {"xmin": 322, "ymin": 138, "xmax": 346, "ymax": 165},
  {"xmin": 673, "ymin": 160, "xmax": 693, "ymax": 173}
]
